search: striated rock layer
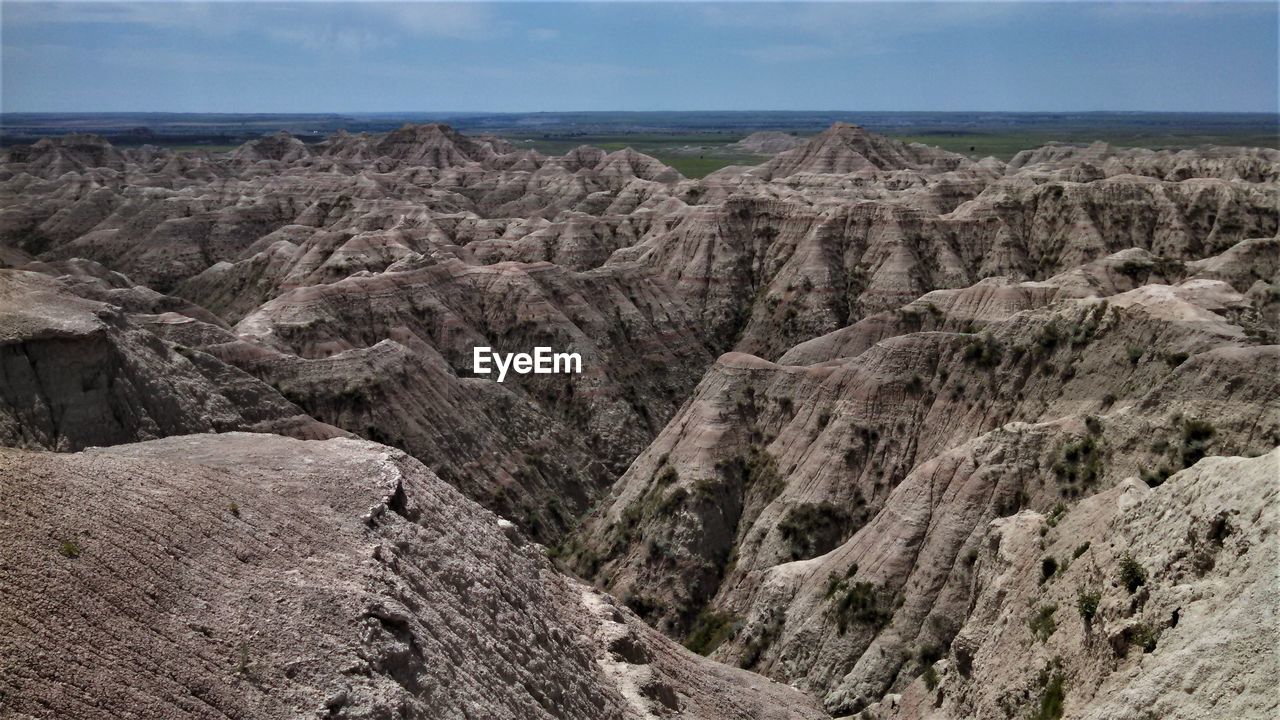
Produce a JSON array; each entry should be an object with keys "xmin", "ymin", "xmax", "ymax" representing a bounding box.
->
[
  {"xmin": 0, "ymin": 433, "xmax": 825, "ymax": 720},
  {"xmin": 1, "ymin": 122, "xmax": 1277, "ymax": 719}
]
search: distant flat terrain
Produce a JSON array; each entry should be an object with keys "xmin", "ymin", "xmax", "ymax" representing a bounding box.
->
[{"xmin": 4, "ymin": 110, "xmax": 1276, "ymax": 177}]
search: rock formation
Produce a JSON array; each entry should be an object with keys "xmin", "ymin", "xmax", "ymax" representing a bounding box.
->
[{"xmin": 1, "ymin": 122, "xmax": 1276, "ymax": 718}]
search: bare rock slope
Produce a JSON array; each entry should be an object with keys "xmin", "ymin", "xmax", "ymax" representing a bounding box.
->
[{"xmin": 0, "ymin": 433, "xmax": 825, "ymax": 720}]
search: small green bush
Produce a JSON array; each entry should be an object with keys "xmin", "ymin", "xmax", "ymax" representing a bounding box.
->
[
  {"xmin": 778, "ymin": 501, "xmax": 856, "ymax": 560},
  {"xmin": 922, "ymin": 665, "xmax": 939, "ymax": 691},
  {"xmin": 58, "ymin": 539, "xmax": 81, "ymax": 559},
  {"xmin": 684, "ymin": 608, "xmax": 740, "ymax": 656},
  {"xmin": 1033, "ymin": 660, "xmax": 1067, "ymax": 720},
  {"xmin": 655, "ymin": 466, "xmax": 679, "ymax": 486},
  {"xmin": 829, "ymin": 580, "xmax": 892, "ymax": 634},
  {"xmin": 1118, "ymin": 553, "xmax": 1147, "ymax": 593},
  {"xmin": 1076, "ymin": 588, "xmax": 1101, "ymax": 623},
  {"xmin": 962, "ymin": 334, "xmax": 1003, "ymax": 367},
  {"xmin": 1029, "ymin": 604, "xmax": 1058, "ymax": 642},
  {"xmin": 1128, "ymin": 622, "xmax": 1159, "ymax": 653}
]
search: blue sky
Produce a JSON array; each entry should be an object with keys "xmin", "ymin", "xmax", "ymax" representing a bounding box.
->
[{"xmin": 2, "ymin": 1, "xmax": 1277, "ymax": 113}]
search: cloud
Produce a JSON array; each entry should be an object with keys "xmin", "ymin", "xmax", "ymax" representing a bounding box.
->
[
  {"xmin": 527, "ymin": 27, "xmax": 560, "ymax": 42},
  {"xmin": 371, "ymin": 3, "xmax": 502, "ymax": 41},
  {"xmin": 739, "ymin": 43, "xmax": 836, "ymax": 64},
  {"xmin": 267, "ymin": 26, "xmax": 394, "ymax": 54},
  {"xmin": 3, "ymin": 2, "xmax": 505, "ymax": 45}
]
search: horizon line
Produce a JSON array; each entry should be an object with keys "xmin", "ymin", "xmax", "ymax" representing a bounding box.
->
[{"xmin": 4, "ymin": 109, "xmax": 1279, "ymax": 117}]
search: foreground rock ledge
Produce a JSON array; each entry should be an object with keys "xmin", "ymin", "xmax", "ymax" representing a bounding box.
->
[{"xmin": 0, "ymin": 432, "xmax": 824, "ymax": 720}]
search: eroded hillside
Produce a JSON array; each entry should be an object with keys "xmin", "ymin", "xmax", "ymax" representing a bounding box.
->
[{"xmin": 1, "ymin": 123, "xmax": 1276, "ymax": 719}]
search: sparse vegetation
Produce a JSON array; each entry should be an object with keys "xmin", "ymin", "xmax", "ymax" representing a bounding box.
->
[
  {"xmin": 738, "ymin": 614, "xmax": 784, "ymax": 669},
  {"xmin": 1179, "ymin": 418, "xmax": 1216, "ymax": 467},
  {"xmin": 828, "ymin": 579, "xmax": 892, "ymax": 634},
  {"xmin": 684, "ymin": 608, "xmax": 740, "ymax": 655},
  {"xmin": 1118, "ymin": 553, "xmax": 1147, "ymax": 593},
  {"xmin": 922, "ymin": 665, "xmax": 939, "ymax": 691},
  {"xmin": 656, "ymin": 465, "xmax": 679, "ymax": 486},
  {"xmin": 1128, "ymin": 621, "xmax": 1159, "ymax": 653},
  {"xmin": 1053, "ymin": 432, "xmax": 1104, "ymax": 490},
  {"xmin": 1077, "ymin": 588, "xmax": 1101, "ymax": 623},
  {"xmin": 1029, "ymin": 604, "xmax": 1058, "ymax": 642},
  {"xmin": 1046, "ymin": 502, "xmax": 1067, "ymax": 527},
  {"xmin": 1040, "ymin": 557, "xmax": 1059, "ymax": 583},
  {"xmin": 905, "ymin": 373, "xmax": 925, "ymax": 393},
  {"xmin": 962, "ymin": 333, "xmax": 1003, "ymax": 367},
  {"xmin": 58, "ymin": 539, "xmax": 81, "ymax": 559},
  {"xmin": 1033, "ymin": 659, "xmax": 1067, "ymax": 720},
  {"xmin": 778, "ymin": 500, "xmax": 860, "ymax": 560},
  {"xmin": 1036, "ymin": 321, "xmax": 1062, "ymax": 352}
]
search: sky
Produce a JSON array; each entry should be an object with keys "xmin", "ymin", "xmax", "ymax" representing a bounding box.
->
[{"xmin": 2, "ymin": 1, "xmax": 1277, "ymax": 113}]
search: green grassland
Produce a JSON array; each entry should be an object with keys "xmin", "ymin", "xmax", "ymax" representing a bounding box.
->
[
  {"xmin": 502, "ymin": 126, "xmax": 1279, "ymax": 178},
  {"xmin": 892, "ymin": 131, "xmax": 1280, "ymax": 161}
]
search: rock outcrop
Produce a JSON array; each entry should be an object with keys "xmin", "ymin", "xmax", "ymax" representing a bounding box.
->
[{"xmin": 0, "ymin": 433, "xmax": 825, "ymax": 719}]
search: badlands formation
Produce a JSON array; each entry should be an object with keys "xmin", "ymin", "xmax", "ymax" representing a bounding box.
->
[{"xmin": 1, "ymin": 122, "xmax": 1277, "ymax": 719}]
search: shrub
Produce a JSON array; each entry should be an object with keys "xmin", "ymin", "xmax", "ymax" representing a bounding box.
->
[
  {"xmin": 1076, "ymin": 588, "xmax": 1101, "ymax": 623},
  {"xmin": 684, "ymin": 608, "xmax": 739, "ymax": 655},
  {"xmin": 1141, "ymin": 465, "xmax": 1175, "ymax": 487},
  {"xmin": 829, "ymin": 580, "xmax": 892, "ymax": 634},
  {"xmin": 1036, "ymin": 322, "xmax": 1062, "ymax": 352},
  {"xmin": 1180, "ymin": 418, "xmax": 1216, "ymax": 467},
  {"xmin": 1045, "ymin": 502, "xmax": 1067, "ymax": 527},
  {"xmin": 58, "ymin": 539, "xmax": 81, "ymax": 559},
  {"xmin": 1033, "ymin": 660, "xmax": 1067, "ymax": 720},
  {"xmin": 1128, "ymin": 622, "xmax": 1159, "ymax": 653},
  {"xmin": 1118, "ymin": 553, "xmax": 1147, "ymax": 593},
  {"xmin": 922, "ymin": 665, "xmax": 939, "ymax": 691},
  {"xmin": 1040, "ymin": 557, "xmax": 1059, "ymax": 583},
  {"xmin": 1126, "ymin": 346, "xmax": 1144, "ymax": 365},
  {"xmin": 624, "ymin": 593, "xmax": 660, "ymax": 619},
  {"xmin": 655, "ymin": 465, "xmax": 679, "ymax": 486},
  {"xmin": 962, "ymin": 334, "xmax": 1003, "ymax": 367},
  {"xmin": 228, "ymin": 502, "xmax": 240, "ymax": 517},
  {"xmin": 1053, "ymin": 434, "xmax": 1104, "ymax": 487},
  {"xmin": 1072, "ymin": 542, "xmax": 1090, "ymax": 559},
  {"xmin": 1029, "ymin": 604, "xmax": 1058, "ymax": 642},
  {"xmin": 778, "ymin": 502, "xmax": 855, "ymax": 560},
  {"xmin": 738, "ymin": 614, "xmax": 783, "ymax": 669}
]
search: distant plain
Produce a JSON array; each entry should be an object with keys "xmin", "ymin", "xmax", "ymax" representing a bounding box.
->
[{"xmin": 3, "ymin": 110, "xmax": 1276, "ymax": 177}]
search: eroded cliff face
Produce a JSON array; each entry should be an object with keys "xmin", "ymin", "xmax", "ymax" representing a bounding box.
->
[
  {"xmin": 0, "ymin": 433, "xmax": 825, "ymax": 720},
  {"xmin": 1, "ymin": 123, "xmax": 1276, "ymax": 718}
]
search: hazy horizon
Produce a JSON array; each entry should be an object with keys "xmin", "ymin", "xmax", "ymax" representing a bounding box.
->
[{"xmin": 3, "ymin": 1, "xmax": 1277, "ymax": 115}]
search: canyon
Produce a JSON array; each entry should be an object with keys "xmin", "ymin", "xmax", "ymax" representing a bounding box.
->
[{"xmin": 1, "ymin": 121, "xmax": 1276, "ymax": 719}]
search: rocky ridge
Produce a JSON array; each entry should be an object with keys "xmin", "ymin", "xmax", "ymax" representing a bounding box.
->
[{"xmin": 1, "ymin": 122, "xmax": 1276, "ymax": 718}]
